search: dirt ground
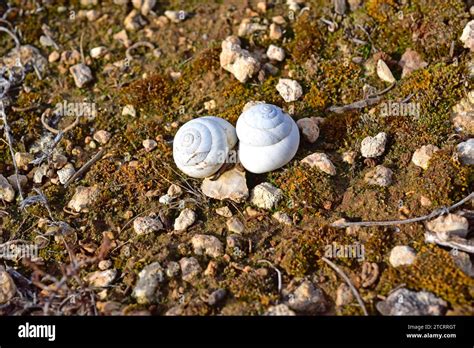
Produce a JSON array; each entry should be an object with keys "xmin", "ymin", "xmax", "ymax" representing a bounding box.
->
[{"xmin": 0, "ymin": 0, "xmax": 473, "ymax": 316}]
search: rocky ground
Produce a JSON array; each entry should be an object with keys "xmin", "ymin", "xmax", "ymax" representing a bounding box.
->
[{"xmin": 0, "ymin": 0, "xmax": 473, "ymax": 316}]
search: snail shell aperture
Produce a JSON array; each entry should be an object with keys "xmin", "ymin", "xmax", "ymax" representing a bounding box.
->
[
  {"xmin": 236, "ymin": 103, "xmax": 300, "ymax": 174},
  {"xmin": 173, "ymin": 116, "xmax": 237, "ymax": 178}
]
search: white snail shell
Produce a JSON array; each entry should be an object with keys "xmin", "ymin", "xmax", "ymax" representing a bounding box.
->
[
  {"xmin": 236, "ymin": 103, "xmax": 300, "ymax": 174},
  {"xmin": 173, "ymin": 116, "xmax": 237, "ymax": 178}
]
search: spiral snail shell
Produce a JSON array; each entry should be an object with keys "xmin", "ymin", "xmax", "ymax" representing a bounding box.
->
[
  {"xmin": 173, "ymin": 116, "xmax": 237, "ymax": 178},
  {"xmin": 236, "ymin": 103, "xmax": 300, "ymax": 174}
]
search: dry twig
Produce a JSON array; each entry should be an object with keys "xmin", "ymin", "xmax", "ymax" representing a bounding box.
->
[
  {"xmin": 331, "ymin": 192, "xmax": 474, "ymax": 228},
  {"xmin": 321, "ymin": 257, "xmax": 368, "ymax": 316},
  {"xmin": 327, "ymin": 83, "xmax": 395, "ymax": 114},
  {"xmin": 64, "ymin": 148, "xmax": 106, "ymax": 187},
  {"xmin": 257, "ymin": 259, "xmax": 282, "ymax": 294}
]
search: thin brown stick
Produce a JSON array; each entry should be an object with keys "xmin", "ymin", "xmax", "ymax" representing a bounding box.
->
[
  {"xmin": 257, "ymin": 259, "xmax": 282, "ymax": 294},
  {"xmin": 331, "ymin": 192, "xmax": 474, "ymax": 228},
  {"xmin": 64, "ymin": 148, "xmax": 105, "ymax": 187},
  {"xmin": 79, "ymin": 32, "xmax": 85, "ymax": 65},
  {"xmin": 12, "ymin": 103, "xmax": 40, "ymax": 112},
  {"xmin": 321, "ymin": 257, "xmax": 368, "ymax": 316},
  {"xmin": 0, "ymin": 26, "xmax": 20, "ymax": 49},
  {"xmin": 41, "ymin": 112, "xmax": 80, "ymax": 134},
  {"xmin": 0, "ymin": 101, "xmax": 23, "ymax": 200},
  {"xmin": 327, "ymin": 83, "xmax": 395, "ymax": 114}
]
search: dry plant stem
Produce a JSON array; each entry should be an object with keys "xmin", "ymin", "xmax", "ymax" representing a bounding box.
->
[
  {"xmin": 64, "ymin": 148, "xmax": 106, "ymax": 187},
  {"xmin": 41, "ymin": 112, "xmax": 79, "ymax": 134},
  {"xmin": 321, "ymin": 257, "xmax": 369, "ymax": 316},
  {"xmin": 0, "ymin": 26, "xmax": 20, "ymax": 49},
  {"xmin": 0, "ymin": 101, "xmax": 23, "ymax": 200},
  {"xmin": 331, "ymin": 192, "xmax": 474, "ymax": 228},
  {"xmin": 80, "ymin": 32, "xmax": 85, "ymax": 64},
  {"xmin": 327, "ymin": 83, "xmax": 395, "ymax": 114},
  {"xmin": 257, "ymin": 259, "xmax": 282, "ymax": 294},
  {"xmin": 12, "ymin": 103, "xmax": 40, "ymax": 112}
]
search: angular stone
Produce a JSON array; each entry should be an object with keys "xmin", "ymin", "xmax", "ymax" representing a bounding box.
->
[
  {"xmin": 361, "ymin": 132, "xmax": 387, "ymax": 158},
  {"xmin": 0, "ymin": 174, "xmax": 15, "ymax": 202},
  {"xmin": 14, "ymin": 152, "xmax": 33, "ymax": 170},
  {"xmin": 67, "ymin": 185, "xmax": 100, "ymax": 212},
  {"xmin": 272, "ymin": 211, "xmax": 292, "ymax": 225},
  {"xmin": 70, "ymin": 63, "xmax": 93, "ymax": 88},
  {"xmin": 57, "ymin": 163, "xmax": 76, "ymax": 185},
  {"xmin": 226, "ymin": 216, "xmax": 245, "ymax": 234},
  {"xmin": 376, "ymin": 288, "xmax": 447, "ymax": 316},
  {"xmin": 134, "ymin": 216, "xmax": 163, "ymax": 235},
  {"xmin": 296, "ymin": 117, "xmax": 320, "ymax": 143},
  {"xmin": 266, "ymin": 45, "xmax": 285, "ymax": 62},
  {"xmin": 133, "ymin": 262, "xmax": 164, "ymax": 304},
  {"xmin": 215, "ymin": 206, "xmax": 232, "ymax": 218},
  {"xmin": 342, "ymin": 151, "xmax": 357, "ymax": 165},
  {"xmin": 142, "ymin": 139, "xmax": 157, "ymax": 152},
  {"xmin": 276, "ymin": 78, "xmax": 303, "ymax": 102},
  {"xmin": 191, "ymin": 234, "xmax": 224, "ymax": 258},
  {"xmin": 389, "ymin": 246, "xmax": 417, "ymax": 267},
  {"xmin": 220, "ymin": 36, "xmax": 260, "ymax": 83},
  {"xmin": 201, "ymin": 168, "xmax": 249, "ymax": 203},
  {"xmin": 167, "ymin": 184, "xmax": 182, "ymax": 198},
  {"xmin": 124, "ymin": 9, "xmax": 146, "ymax": 31},
  {"xmin": 377, "ymin": 59, "xmax": 395, "ymax": 83},
  {"xmin": 269, "ymin": 23, "xmax": 283, "ymax": 40},
  {"xmin": 250, "ymin": 182, "xmax": 283, "ymax": 209},
  {"xmin": 90, "ymin": 46, "xmax": 107, "ymax": 59},
  {"xmin": 301, "ymin": 152, "xmax": 336, "ymax": 175},
  {"xmin": 287, "ymin": 281, "xmax": 327, "ymax": 314},
  {"xmin": 0, "ymin": 266, "xmax": 16, "ymax": 304},
  {"xmin": 460, "ymin": 20, "xmax": 474, "ymax": 52},
  {"xmin": 364, "ymin": 165, "xmax": 393, "ymax": 187},
  {"xmin": 411, "ymin": 145, "xmax": 439, "ymax": 170},
  {"xmin": 336, "ymin": 283, "xmax": 353, "ymax": 306},
  {"xmin": 179, "ymin": 257, "xmax": 202, "ymax": 282},
  {"xmin": 456, "ymin": 139, "xmax": 474, "ymax": 165},
  {"xmin": 93, "ymin": 130, "xmax": 111, "ymax": 144},
  {"xmin": 399, "ymin": 49, "xmax": 428, "ymax": 78},
  {"xmin": 174, "ymin": 208, "xmax": 196, "ymax": 231},
  {"xmin": 426, "ymin": 214, "xmax": 469, "ymax": 239}
]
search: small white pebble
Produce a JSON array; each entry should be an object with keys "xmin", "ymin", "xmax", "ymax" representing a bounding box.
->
[{"xmin": 143, "ymin": 139, "xmax": 157, "ymax": 152}]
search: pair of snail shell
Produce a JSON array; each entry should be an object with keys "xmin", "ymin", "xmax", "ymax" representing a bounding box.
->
[{"xmin": 173, "ymin": 104, "xmax": 300, "ymax": 178}]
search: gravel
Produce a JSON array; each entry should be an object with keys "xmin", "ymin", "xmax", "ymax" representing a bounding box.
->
[{"xmin": 376, "ymin": 288, "xmax": 447, "ymax": 316}]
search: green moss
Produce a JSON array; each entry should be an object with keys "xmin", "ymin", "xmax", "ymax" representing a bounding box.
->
[{"xmin": 377, "ymin": 243, "xmax": 474, "ymax": 310}]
